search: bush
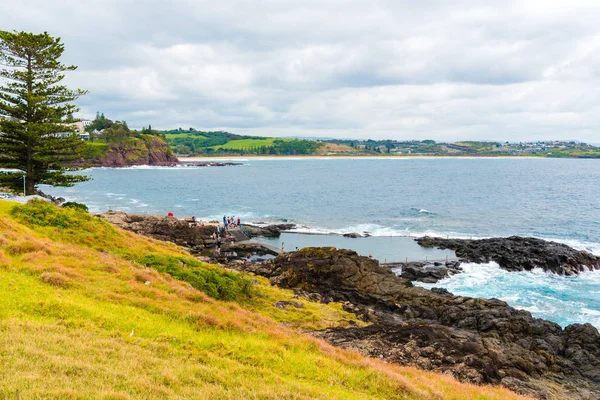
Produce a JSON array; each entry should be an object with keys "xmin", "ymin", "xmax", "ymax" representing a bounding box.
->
[
  {"xmin": 10, "ymin": 199, "xmax": 87, "ymax": 229},
  {"xmin": 62, "ymin": 202, "xmax": 89, "ymax": 212},
  {"xmin": 139, "ymin": 255, "xmax": 253, "ymax": 301}
]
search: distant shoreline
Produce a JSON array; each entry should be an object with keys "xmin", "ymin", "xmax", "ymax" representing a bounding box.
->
[{"xmin": 180, "ymin": 155, "xmax": 551, "ymax": 161}]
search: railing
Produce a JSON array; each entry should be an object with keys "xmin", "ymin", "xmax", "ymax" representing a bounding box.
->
[{"xmin": 240, "ymin": 225, "xmax": 251, "ymax": 239}]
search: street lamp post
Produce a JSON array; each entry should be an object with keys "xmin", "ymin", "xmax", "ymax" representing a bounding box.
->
[{"xmin": 0, "ymin": 168, "xmax": 27, "ymax": 196}]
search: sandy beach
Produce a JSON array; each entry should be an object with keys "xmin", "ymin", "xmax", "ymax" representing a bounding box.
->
[{"xmin": 180, "ymin": 155, "xmax": 544, "ymax": 162}]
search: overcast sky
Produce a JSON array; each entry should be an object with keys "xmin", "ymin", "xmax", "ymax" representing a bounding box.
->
[{"xmin": 2, "ymin": 0, "xmax": 600, "ymax": 142}]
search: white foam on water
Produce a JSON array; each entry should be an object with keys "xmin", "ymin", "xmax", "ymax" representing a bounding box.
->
[
  {"xmin": 412, "ymin": 262, "xmax": 600, "ymax": 329},
  {"xmin": 542, "ymin": 237, "xmax": 600, "ymax": 256},
  {"xmin": 265, "ymin": 220, "xmax": 600, "ymax": 256}
]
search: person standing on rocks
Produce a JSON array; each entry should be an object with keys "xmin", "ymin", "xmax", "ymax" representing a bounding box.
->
[{"xmin": 281, "ymin": 242, "xmax": 285, "ymax": 253}]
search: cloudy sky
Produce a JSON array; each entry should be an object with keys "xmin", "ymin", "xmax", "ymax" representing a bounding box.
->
[{"xmin": 2, "ymin": 0, "xmax": 600, "ymax": 142}]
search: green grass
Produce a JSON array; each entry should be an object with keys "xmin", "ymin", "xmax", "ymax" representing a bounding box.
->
[
  {"xmin": 164, "ymin": 133, "xmax": 207, "ymax": 140},
  {"xmin": 82, "ymin": 141, "xmax": 109, "ymax": 159},
  {"xmin": 0, "ymin": 200, "xmax": 529, "ymax": 399},
  {"xmin": 211, "ymin": 138, "xmax": 290, "ymax": 150}
]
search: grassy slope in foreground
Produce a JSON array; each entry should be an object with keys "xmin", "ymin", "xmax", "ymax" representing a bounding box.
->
[{"xmin": 0, "ymin": 201, "xmax": 527, "ymax": 399}]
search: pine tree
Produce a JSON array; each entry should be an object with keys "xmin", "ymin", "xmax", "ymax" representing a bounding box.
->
[{"xmin": 0, "ymin": 31, "xmax": 89, "ymax": 195}]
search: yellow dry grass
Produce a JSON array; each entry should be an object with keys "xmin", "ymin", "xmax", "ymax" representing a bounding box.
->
[{"xmin": 0, "ymin": 200, "xmax": 529, "ymax": 399}]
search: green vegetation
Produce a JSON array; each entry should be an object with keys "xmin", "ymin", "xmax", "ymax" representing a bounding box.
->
[
  {"xmin": 164, "ymin": 128, "xmax": 322, "ymax": 155},
  {"xmin": 0, "ymin": 30, "xmax": 89, "ymax": 194},
  {"xmin": 211, "ymin": 137, "xmax": 281, "ymax": 150},
  {"xmin": 80, "ymin": 114, "xmax": 176, "ymax": 165},
  {"xmin": 61, "ymin": 201, "xmax": 89, "ymax": 212},
  {"xmin": 322, "ymin": 139, "xmax": 600, "ymax": 158},
  {"xmin": 0, "ymin": 200, "xmax": 526, "ymax": 399},
  {"xmin": 81, "ymin": 140, "xmax": 109, "ymax": 159},
  {"xmin": 139, "ymin": 254, "xmax": 253, "ymax": 301}
]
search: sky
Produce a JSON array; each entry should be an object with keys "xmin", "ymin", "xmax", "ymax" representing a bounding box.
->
[{"xmin": 1, "ymin": 0, "xmax": 600, "ymax": 142}]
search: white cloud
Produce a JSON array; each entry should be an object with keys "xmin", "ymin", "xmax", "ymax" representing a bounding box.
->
[{"xmin": 1, "ymin": 0, "xmax": 600, "ymax": 141}]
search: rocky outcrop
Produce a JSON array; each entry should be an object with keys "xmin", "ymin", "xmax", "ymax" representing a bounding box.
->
[
  {"xmin": 231, "ymin": 247, "xmax": 600, "ymax": 399},
  {"xmin": 75, "ymin": 135, "xmax": 179, "ymax": 167},
  {"xmin": 416, "ymin": 236, "xmax": 600, "ymax": 275},
  {"xmin": 342, "ymin": 232, "xmax": 371, "ymax": 238},
  {"xmin": 389, "ymin": 261, "xmax": 462, "ymax": 283},
  {"xmin": 100, "ymin": 211, "xmax": 217, "ymax": 254},
  {"xmin": 243, "ymin": 223, "xmax": 295, "ymax": 238},
  {"xmin": 180, "ymin": 161, "xmax": 242, "ymax": 167},
  {"xmin": 100, "ymin": 211, "xmax": 279, "ymax": 261}
]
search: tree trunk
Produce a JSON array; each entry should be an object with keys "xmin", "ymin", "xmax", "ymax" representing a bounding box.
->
[{"xmin": 25, "ymin": 175, "xmax": 35, "ymax": 196}]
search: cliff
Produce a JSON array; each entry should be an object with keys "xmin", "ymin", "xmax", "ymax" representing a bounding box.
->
[{"xmin": 76, "ymin": 134, "xmax": 179, "ymax": 167}]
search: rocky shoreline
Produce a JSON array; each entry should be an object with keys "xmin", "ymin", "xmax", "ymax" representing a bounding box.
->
[
  {"xmin": 231, "ymin": 248, "xmax": 600, "ymax": 400},
  {"xmin": 179, "ymin": 161, "xmax": 242, "ymax": 167},
  {"xmin": 98, "ymin": 211, "xmax": 600, "ymax": 399},
  {"xmin": 416, "ymin": 236, "xmax": 600, "ymax": 275}
]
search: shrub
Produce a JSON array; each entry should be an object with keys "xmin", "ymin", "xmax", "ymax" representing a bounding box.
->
[
  {"xmin": 138, "ymin": 255, "xmax": 253, "ymax": 301},
  {"xmin": 10, "ymin": 199, "xmax": 88, "ymax": 229},
  {"xmin": 62, "ymin": 202, "xmax": 89, "ymax": 212}
]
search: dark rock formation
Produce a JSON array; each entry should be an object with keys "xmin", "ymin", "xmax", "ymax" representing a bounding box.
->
[
  {"xmin": 229, "ymin": 242, "xmax": 279, "ymax": 257},
  {"xmin": 35, "ymin": 190, "xmax": 65, "ymax": 206},
  {"xmin": 243, "ymin": 223, "xmax": 295, "ymax": 238},
  {"xmin": 100, "ymin": 211, "xmax": 217, "ymax": 254},
  {"xmin": 100, "ymin": 211, "xmax": 282, "ymax": 261},
  {"xmin": 416, "ymin": 236, "xmax": 600, "ymax": 275},
  {"xmin": 389, "ymin": 261, "xmax": 462, "ymax": 283},
  {"xmin": 343, "ymin": 232, "xmax": 362, "ymax": 238},
  {"xmin": 180, "ymin": 161, "xmax": 242, "ymax": 167},
  {"xmin": 231, "ymin": 247, "xmax": 600, "ymax": 399}
]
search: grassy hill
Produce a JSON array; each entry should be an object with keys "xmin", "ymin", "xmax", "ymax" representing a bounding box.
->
[
  {"xmin": 0, "ymin": 200, "xmax": 527, "ymax": 399},
  {"xmin": 164, "ymin": 129, "xmax": 321, "ymax": 156}
]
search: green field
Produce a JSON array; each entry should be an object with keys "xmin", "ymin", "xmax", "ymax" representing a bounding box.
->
[
  {"xmin": 211, "ymin": 138, "xmax": 290, "ymax": 150},
  {"xmin": 164, "ymin": 133, "xmax": 207, "ymax": 140}
]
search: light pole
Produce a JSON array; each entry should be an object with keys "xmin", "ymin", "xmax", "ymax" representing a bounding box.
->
[{"xmin": 0, "ymin": 168, "xmax": 27, "ymax": 196}]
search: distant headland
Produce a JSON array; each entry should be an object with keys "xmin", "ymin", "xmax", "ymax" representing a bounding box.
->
[{"xmin": 77, "ymin": 113, "xmax": 600, "ymax": 163}]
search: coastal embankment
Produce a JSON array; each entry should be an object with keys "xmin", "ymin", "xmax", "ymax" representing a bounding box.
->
[
  {"xmin": 0, "ymin": 199, "xmax": 528, "ymax": 400},
  {"xmin": 96, "ymin": 209, "xmax": 600, "ymax": 399}
]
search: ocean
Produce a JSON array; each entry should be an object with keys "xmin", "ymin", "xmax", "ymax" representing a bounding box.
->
[{"xmin": 45, "ymin": 158, "xmax": 600, "ymax": 328}]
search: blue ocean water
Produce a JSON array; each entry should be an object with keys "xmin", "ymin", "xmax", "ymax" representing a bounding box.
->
[{"xmin": 45, "ymin": 158, "xmax": 600, "ymax": 328}]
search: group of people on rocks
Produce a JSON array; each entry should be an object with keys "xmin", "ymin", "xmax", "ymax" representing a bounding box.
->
[{"xmin": 222, "ymin": 215, "xmax": 241, "ymax": 229}]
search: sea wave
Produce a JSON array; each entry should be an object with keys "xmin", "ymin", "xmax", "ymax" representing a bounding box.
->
[
  {"xmin": 89, "ymin": 165, "xmax": 205, "ymax": 171},
  {"xmin": 414, "ymin": 262, "xmax": 600, "ymax": 329},
  {"xmin": 265, "ymin": 222, "xmax": 600, "ymax": 256}
]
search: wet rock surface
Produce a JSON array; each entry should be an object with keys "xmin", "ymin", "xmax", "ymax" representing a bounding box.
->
[
  {"xmin": 231, "ymin": 247, "xmax": 600, "ymax": 399},
  {"xmin": 243, "ymin": 223, "xmax": 296, "ymax": 238},
  {"xmin": 179, "ymin": 161, "xmax": 242, "ymax": 167},
  {"xmin": 388, "ymin": 261, "xmax": 463, "ymax": 283},
  {"xmin": 416, "ymin": 236, "xmax": 600, "ymax": 275}
]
